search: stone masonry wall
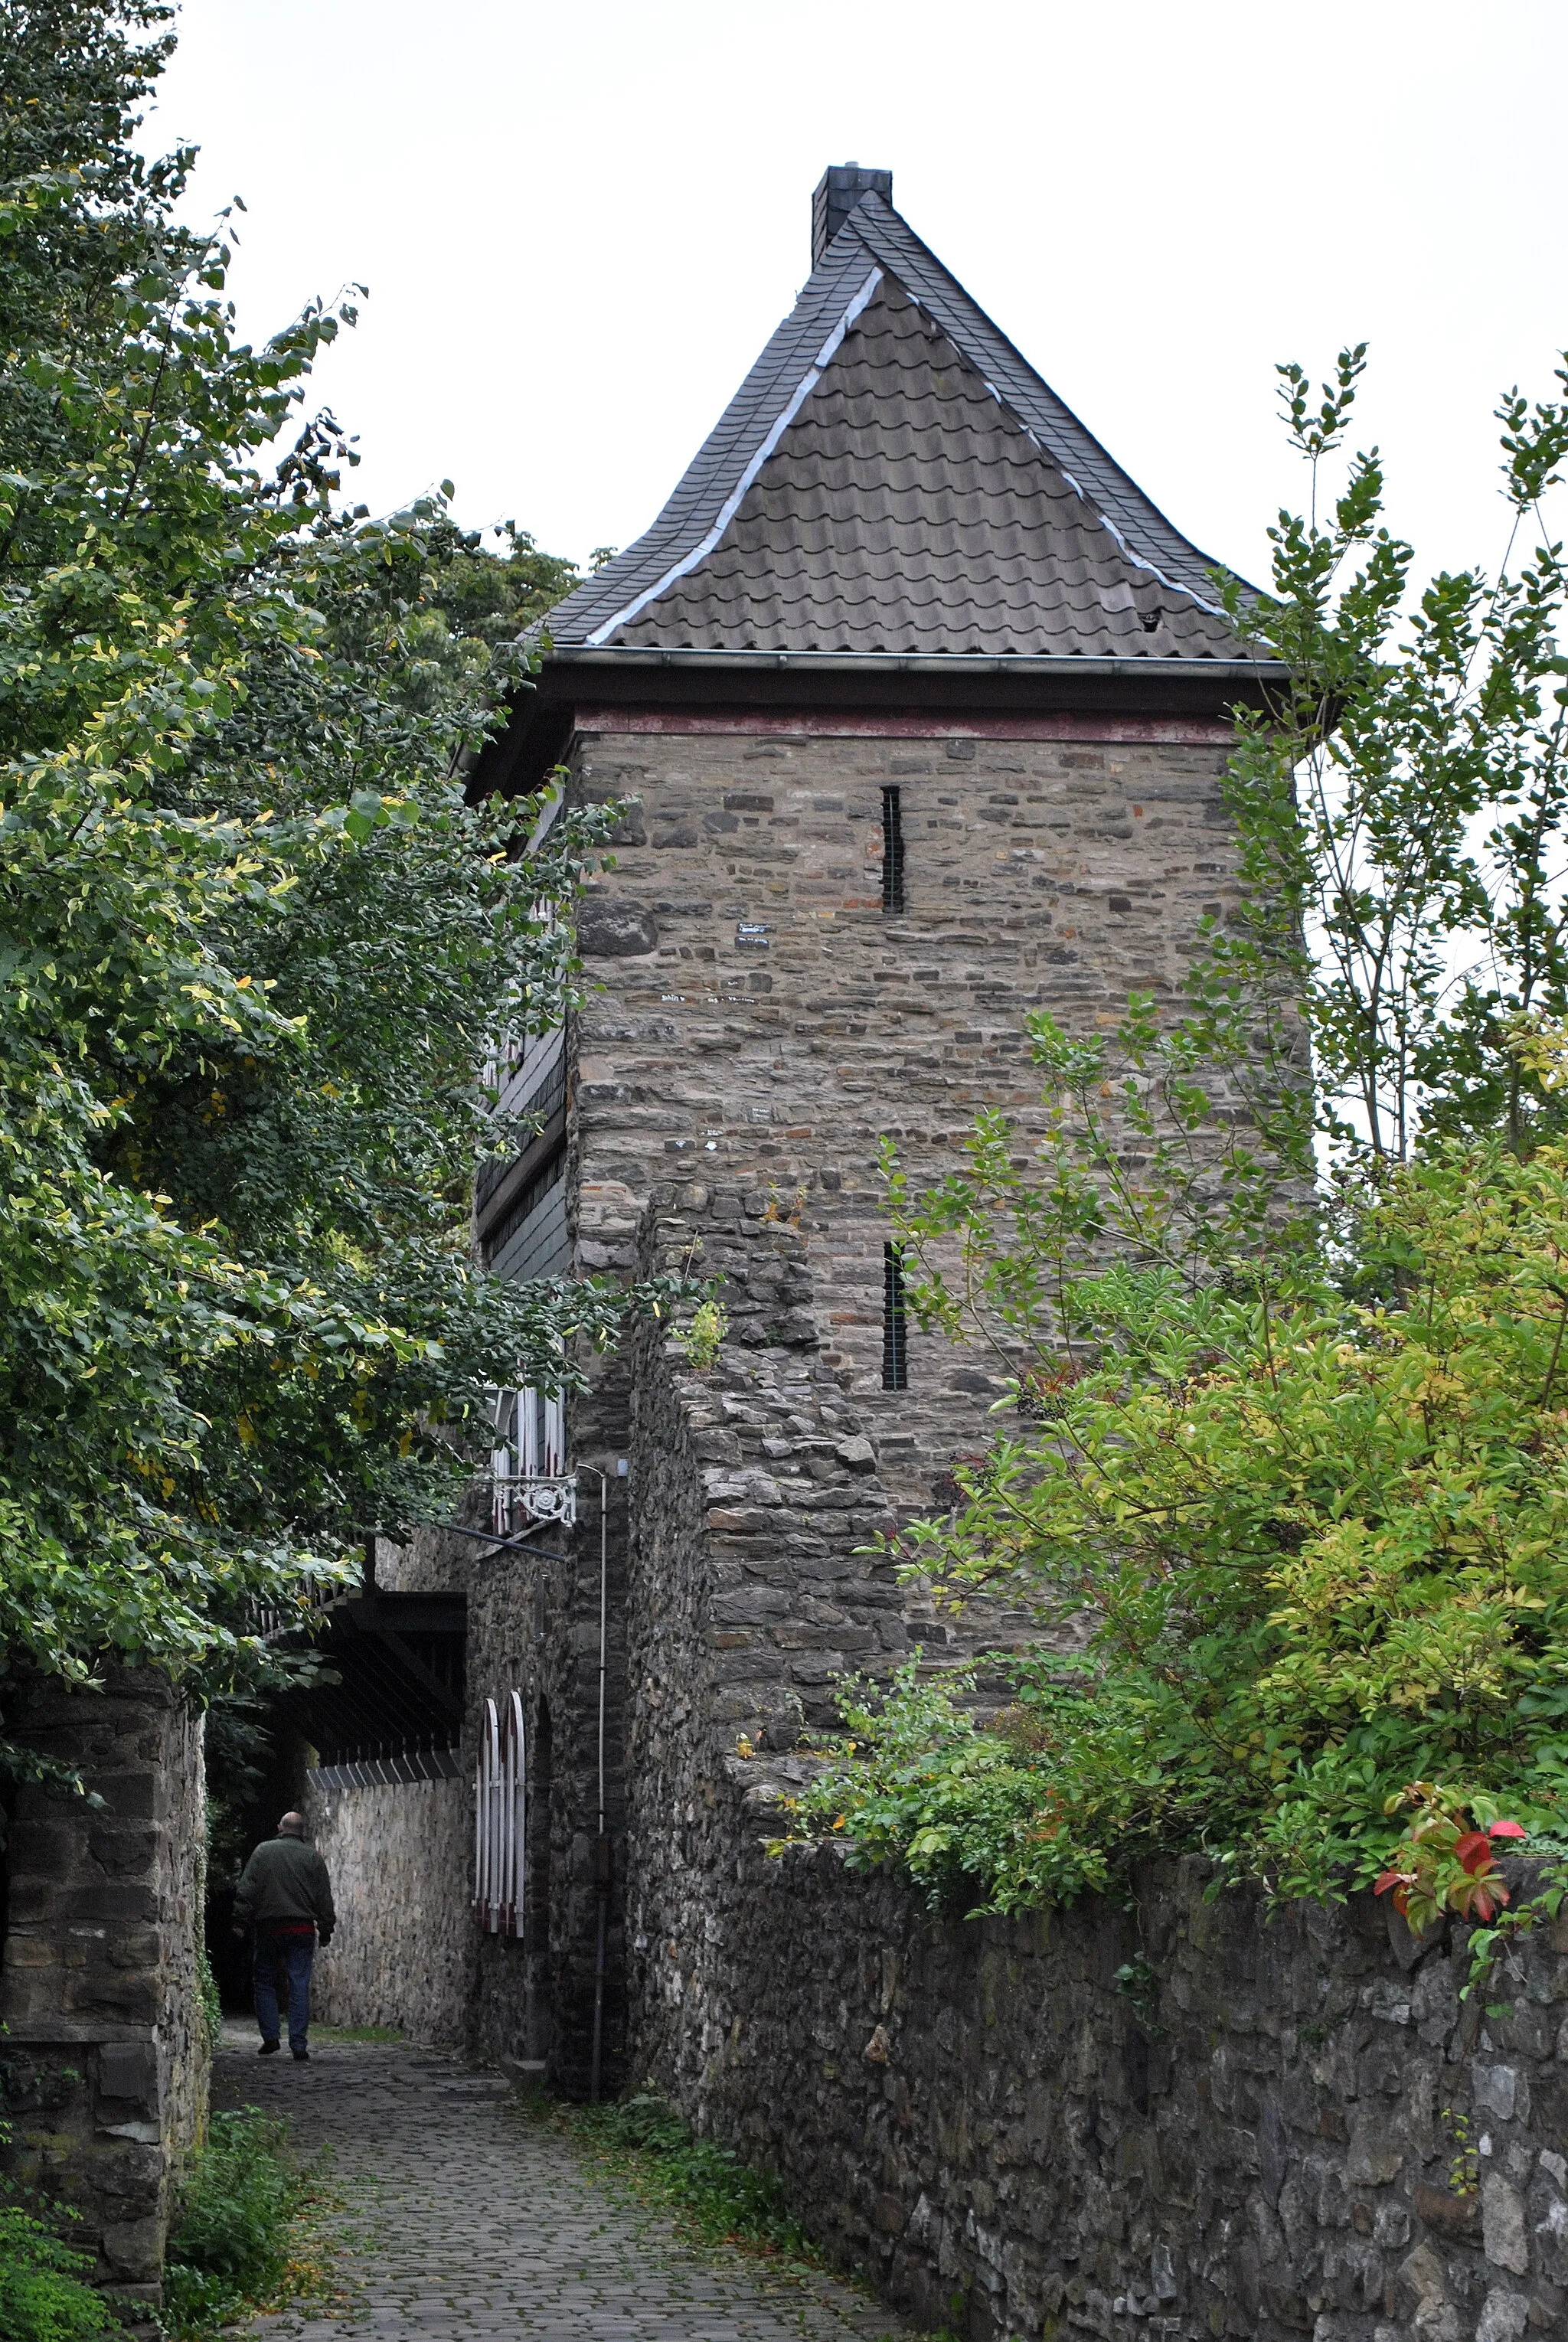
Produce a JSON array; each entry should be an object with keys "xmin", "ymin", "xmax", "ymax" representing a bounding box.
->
[
  {"xmin": 619, "ymin": 1194, "xmax": 1568, "ymax": 2342},
  {"xmin": 304, "ymin": 1774, "xmax": 472, "ymax": 2046},
  {"xmin": 560, "ymin": 708, "xmax": 1253, "ymax": 2135},
  {"xmin": 570, "ymin": 714, "xmax": 1246, "ymax": 1511},
  {"xmin": 639, "ymin": 1825, "xmax": 1568, "ymax": 2342},
  {"xmin": 626, "ymin": 1178, "xmax": 929, "ymax": 1756},
  {"xmin": 324, "ymin": 711, "xmax": 1257, "ymax": 2105},
  {"xmin": 1, "ymin": 1675, "xmax": 206, "ymax": 2307}
]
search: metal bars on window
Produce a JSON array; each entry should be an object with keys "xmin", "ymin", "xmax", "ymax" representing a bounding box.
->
[
  {"xmin": 474, "ymin": 1692, "xmax": 526, "ymax": 1935},
  {"xmin": 488, "ymin": 1385, "xmax": 573, "ymax": 1529},
  {"xmin": 882, "ymin": 1242, "xmax": 909, "ymax": 1390},
  {"xmin": 880, "ymin": 787, "xmax": 905, "ymax": 914}
]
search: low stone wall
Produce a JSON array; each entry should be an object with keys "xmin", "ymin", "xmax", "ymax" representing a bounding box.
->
[
  {"xmin": 305, "ymin": 1772, "xmax": 472, "ymax": 2045},
  {"xmin": 631, "ymin": 1820, "xmax": 1568, "ymax": 2342},
  {"xmin": 0, "ymin": 1674, "xmax": 207, "ymax": 2308},
  {"xmin": 617, "ymin": 1204, "xmax": 1568, "ymax": 2337}
]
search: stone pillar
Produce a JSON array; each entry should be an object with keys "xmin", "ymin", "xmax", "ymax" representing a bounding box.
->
[{"xmin": 1, "ymin": 1674, "xmax": 206, "ymax": 2308}]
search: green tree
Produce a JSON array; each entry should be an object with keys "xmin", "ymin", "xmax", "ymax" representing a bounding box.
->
[
  {"xmin": 0, "ymin": 0, "xmax": 660, "ymax": 1779},
  {"xmin": 1211, "ymin": 345, "xmax": 1568, "ymax": 1162},
  {"xmin": 801, "ymin": 1133, "xmax": 1568, "ymax": 1912},
  {"xmin": 794, "ymin": 351, "xmax": 1568, "ymax": 1914}
]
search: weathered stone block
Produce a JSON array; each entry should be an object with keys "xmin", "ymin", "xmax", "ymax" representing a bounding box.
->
[
  {"xmin": 1483, "ymin": 2174, "xmax": 1531, "ymax": 2275},
  {"xmin": 579, "ymin": 897, "xmax": 659, "ymax": 956},
  {"xmin": 96, "ymin": 2042, "xmax": 158, "ymax": 2109},
  {"xmin": 0, "ymin": 1680, "xmax": 205, "ymax": 2306}
]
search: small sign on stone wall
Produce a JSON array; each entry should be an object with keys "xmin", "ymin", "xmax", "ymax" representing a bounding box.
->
[{"xmin": 736, "ymin": 922, "xmax": 769, "ymax": 948}]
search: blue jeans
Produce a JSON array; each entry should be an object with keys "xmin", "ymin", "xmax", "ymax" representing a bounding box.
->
[{"xmin": 253, "ymin": 1932, "xmax": 315, "ymax": 2052}]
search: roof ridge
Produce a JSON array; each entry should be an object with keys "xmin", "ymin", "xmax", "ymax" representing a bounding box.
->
[
  {"xmin": 581, "ymin": 260, "xmax": 885, "ymax": 646},
  {"xmin": 838, "ymin": 195, "xmax": 1228, "ymax": 613}
]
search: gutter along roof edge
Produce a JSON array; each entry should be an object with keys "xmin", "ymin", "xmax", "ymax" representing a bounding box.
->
[
  {"xmin": 542, "ymin": 646, "xmax": 1288, "ymax": 684},
  {"xmin": 471, "ymin": 649, "xmax": 1282, "ymax": 799}
]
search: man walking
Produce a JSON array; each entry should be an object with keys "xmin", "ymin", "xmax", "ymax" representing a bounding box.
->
[{"xmin": 232, "ymin": 1811, "xmax": 336, "ymax": 2061}]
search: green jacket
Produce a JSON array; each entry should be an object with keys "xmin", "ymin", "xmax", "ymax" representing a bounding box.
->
[{"xmin": 234, "ymin": 1835, "xmax": 336, "ymax": 1940}]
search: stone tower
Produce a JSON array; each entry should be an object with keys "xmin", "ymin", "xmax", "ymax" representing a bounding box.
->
[
  {"xmin": 309, "ymin": 166, "xmax": 1280, "ymax": 2096},
  {"xmin": 479, "ymin": 161, "xmax": 1271, "ymax": 1499}
]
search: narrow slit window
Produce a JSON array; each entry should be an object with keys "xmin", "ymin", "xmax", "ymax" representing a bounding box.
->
[
  {"xmin": 880, "ymin": 786, "xmax": 905, "ymax": 914},
  {"xmin": 882, "ymin": 1242, "xmax": 909, "ymax": 1390}
]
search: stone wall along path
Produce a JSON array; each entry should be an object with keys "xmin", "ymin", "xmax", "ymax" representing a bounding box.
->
[{"xmin": 214, "ymin": 2029, "xmax": 914, "ymax": 2342}]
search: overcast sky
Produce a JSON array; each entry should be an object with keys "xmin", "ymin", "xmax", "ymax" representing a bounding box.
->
[{"xmin": 148, "ymin": 2, "xmax": 1568, "ymax": 593}]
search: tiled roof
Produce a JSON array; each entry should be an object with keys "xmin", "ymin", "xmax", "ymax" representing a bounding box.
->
[
  {"xmin": 542, "ymin": 188, "xmax": 1244, "ymax": 661},
  {"xmin": 611, "ymin": 279, "xmax": 1237, "ymax": 659}
]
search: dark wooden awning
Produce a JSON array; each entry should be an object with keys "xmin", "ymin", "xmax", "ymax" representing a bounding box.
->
[{"xmin": 280, "ymin": 1592, "xmax": 466, "ymax": 1765}]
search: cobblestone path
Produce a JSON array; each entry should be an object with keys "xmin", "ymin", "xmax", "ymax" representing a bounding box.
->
[{"xmin": 214, "ymin": 2028, "xmax": 910, "ymax": 2342}]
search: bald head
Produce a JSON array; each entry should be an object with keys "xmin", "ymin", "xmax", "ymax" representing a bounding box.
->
[{"xmin": 277, "ymin": 1811, "xmax": 305, "ymax": 1838}]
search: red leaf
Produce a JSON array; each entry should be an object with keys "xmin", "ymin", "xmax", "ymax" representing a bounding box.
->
[
  {"xmin": 1374, "ymin": 1870, "xmax": 1405, "ymax": 1897},
  {"xmin": 1452, "ymin": 1873, "xmax": 1511, "ymax": 1922},
  {"xmin": 1488, "ymin": 1818, "xmax": 1527, "ymax": 1841},
  {"xmin": 1455, "ymin": 1831, "xmax": 1494, "ymax": 1874}
]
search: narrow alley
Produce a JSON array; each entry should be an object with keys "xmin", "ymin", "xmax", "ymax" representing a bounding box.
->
[{"xmin": 214, "ymin": 2030, "xmax": 910, "ymax": 2342}]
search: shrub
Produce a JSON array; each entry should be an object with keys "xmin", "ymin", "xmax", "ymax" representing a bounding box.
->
[
  {"xmin": 793, "ymin": 1141, "xmax": 1568, "ymax": 1914},
  {"xmin": 0, "ymin": 2205, "xmax": 117, "ymax": 2342},
  {"xmin": 161, "ymin": 2108, "xmax": 305, "ymax": 2331}
]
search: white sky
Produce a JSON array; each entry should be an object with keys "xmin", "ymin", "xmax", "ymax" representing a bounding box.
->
[{"xmin": 149, "ymin": 0, "xmax": 1568, "ymax": 593}]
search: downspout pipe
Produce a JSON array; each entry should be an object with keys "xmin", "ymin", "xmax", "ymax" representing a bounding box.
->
[{"xmin": 576, "ymin": 1464, "xmax": 611, "ymax": 2102}]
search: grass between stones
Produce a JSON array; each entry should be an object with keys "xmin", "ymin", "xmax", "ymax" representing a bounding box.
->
[
  {"xmin": 533, "ymin": 2087, "xmax": 910, "ymax": 2339},
  {"xmin": 161, "ymin": 2107, "xmax": 355, "ymax": 2337},
  {"xmin": 533, "ymin": 2090, "xmax": 929, "ymax": 2340},
  {"xmin": 535, "ymin": 2089, "xmax": 821, "ymax": 2266}
]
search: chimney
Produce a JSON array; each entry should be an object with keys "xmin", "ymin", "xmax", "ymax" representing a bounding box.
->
[{"xmin": 811, "ymin": 162, "xmax": 892, "ymax": 269}]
